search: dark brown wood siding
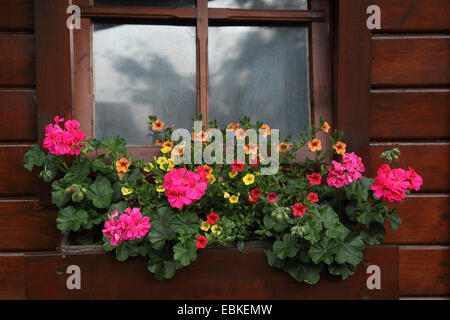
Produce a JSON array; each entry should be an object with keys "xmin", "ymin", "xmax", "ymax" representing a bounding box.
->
[{"xmin": 370, "ymin": 0, "xmax": 449, "ymax": 298}]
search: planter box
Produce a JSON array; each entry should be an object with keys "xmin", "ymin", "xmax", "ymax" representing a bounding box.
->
[{"xmin": 22, "ymin": 235, "xmax": 399, "ymax": 300}]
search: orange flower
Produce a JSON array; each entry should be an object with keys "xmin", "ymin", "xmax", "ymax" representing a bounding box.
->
[
  {"xmin": 116, "ymin": 158, "xmax": 131, "ymax": 179},
  {"xmin": 162, "ymin": 141, "xmax": 174, "ymax": 149},
  {"xmin": 321, "ymin": 121, "xmax": 330, "ymax": 133},
  {"xmin": 259, "ymin": 124, "xmax": 271, "ymax": 137},
  {"xmin": 152, "ymin": 119, "xmax": 165, "ymax": 131},
  {"xmin": 333, "ymin": 141, "xmax": 346, "ymax": 156},
  {"xmin": 235, "ymin": 128, "xmax": 247, "ymax": 140},
  {"xmin": 171, "ymin": 144, "xmax": 185, "ymax": 158},
  {"xmin": 203, "ymin": 164, "xmax": 213, "ymax": 175},
  {"xmin": 154, "ymin": 139, "xmax": 163, "ymax": 146},
  {"xmin": 227, "ymin": 122, "xmax": 240, "ymax": 130},
  {"xmin": 192, "ymin": 130, "xmax": 209, "ymax": 143},
  {"xmin": 278, "ymin": 142, "xmax": 291, "ymax": 153},
  {"xmin": 308, "ymin": 138, "xmax": 322, "ymax": 152},
  {"xmin": 245, "ymin": 142, "xmax": 258, "ymax": 155}
]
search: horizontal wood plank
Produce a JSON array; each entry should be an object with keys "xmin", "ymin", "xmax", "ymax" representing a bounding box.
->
[
  {"xmin": 0, "ymin": 145, "xmax": 38, "ymax": 196},
  {"xmin": 370, "ymin": 89, "xmax": 450, "ymax": 140},
  {"xmin": 81, "ymin": 5, "xmax": 197, "ymax": 19},
  {"xmin": 371, "ymin": 35, "xmax": 450, "ymax": 87},
  {"xmin": 24, "ymin": 246, "xmax": 398, "ymax": 300},
  {"xmin": 373, "ymin": 0, "xmax": 450, "ymax": 32},
  {"xmin": 0, "ymin": 0, "xmax": 34, "ymax": 31},
  {"xmin": 208, "ymin": 8, "xmax": 324, "ymax": 22},
  {"xmin": 0, "ymin": 90, "xmax": 36, "ymax": 141},
  {"xmin": 399, "ymin": 246, "xmax": 449, "ymax": 296},
  {"xmin": 0, "ymin": 200, "xmax": 58, "ymax": 251},
  {"xmin": 0, "ymin": 34, "xmax": 35, "ymax": 87},
  {"xmin": 369, "ymin": 143, "xmax": 450, "ymax": 192},
  {"xmin": 0, "ymin": 255, "xmax": 25, "ymax": 299},
  {"xmin": 384, "ymin": 194, "xmax": 449, "ymax": 244}
]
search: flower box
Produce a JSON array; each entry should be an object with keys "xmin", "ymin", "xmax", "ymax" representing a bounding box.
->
[{"xmin": 21, "ymin": 235, "xmax": 398, "ymax": 300}]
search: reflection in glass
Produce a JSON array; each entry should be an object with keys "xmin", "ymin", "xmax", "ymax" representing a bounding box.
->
[
  {"xmin": 209, "ymin": 26, "xmax": 310, "ymax": 139},
  {"xmin": 94, "ymin": 0, "xmax": 196, "ymax": 7},
  {"xmin": 94, "ymin": 24, "xmax": 197, "ymax": 145},
  {"xmin": 208, "ymin": 0, "xmax": 307, "ymax": 10}
]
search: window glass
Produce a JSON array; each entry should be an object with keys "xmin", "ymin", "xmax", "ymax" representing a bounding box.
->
[
  {"xmin": 94, "ymin": 24, "xmax": 197, "ymax": 145},
  {"xmin": 208, "ymin": 0, "xmax": 307, "ymax": 10},
  {"xmin": 94, "ymin": 0, "xmax": 196, "ymax": 7},
  {"xmin": 208, "ymin": 26, "xmax": 310, "ymax": 139}
]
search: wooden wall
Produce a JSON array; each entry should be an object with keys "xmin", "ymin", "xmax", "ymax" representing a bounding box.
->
[
  {"xmin": 0, "ymin": 0, "xmax": 448, "ymax": 299},
  {"xmin": 370, "ymin": 0, "xmax": 449, "ymax": 298}
]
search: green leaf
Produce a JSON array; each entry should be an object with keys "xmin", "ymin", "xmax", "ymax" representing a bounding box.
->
[
  {"xmin": 273, "ymin": 234, "xmax": 299, "ymax": 259},
  {"xmin": 171, "ymin": 210, "xmax": 199, "ymax": 235},
  {"xmin": 82, "ymin": 209, "xmax": 103, "ymax": 230},
  {"xmin": 51, "ymin": 180, "xmax": 71, "ymax": 207},
  {"xmin": 236, "ymin": 240, "xmax": 244, "ymax": 252},
  {"xmin": 308, "ymin": 238, "xmax": 339, "ymax": 265},
  {"xmin": 23, "ymin": 145, "xmax": 45, "ymax": 171},
  {"xmin": 100, "ymin": 136, "xmax": 127, "ymax": 157},
  {"xmin": 56, "ymin": 206, "xmax": 88, "ymax": 233},
  {"xmin": 284, "ymin": 261, "xmax": 322, "ymax": 284},
  {"xmin": 335, "ymin": 231, "xmax": 365, "ymax": 265},
  {"xmin": 386, "ymin": 209, "xmax": 402, "ymax": 231},
  {"xmin": 67, "ymin": 159, "xmax": 92, "ymax": 180},
  {"xmin": 147, "ymin": 248, "xmax": 178, "ymax": 280},
  {"xmin": 87, "ymin": 183, "xmax": 114, "ymax": 209},
  {"xmin": 361, "ymin": 222, "xmax": 386, "ymax": 245},
  {"xmin": 92, "ymin": 159, "xmax": 113, "ymax": 175},
  {"xmin": 328, "ymin": 262, "xmax": 357, "ymax": 280},
  {"xmin": 108, "ymin": 201, "xmax": 128, "ymax": 216},
  {"xmin": 263, "ymin": 216, "xmax": 275, "ymax": 229},
  {"xmin": 173, "ymin": 241, "xmax": 198, "ymax": 266},
  {"xmin": 265, "ymin": 248, "xmax": 284, "ymax": 268},
  {"xmin": 317, "ymin": 205, "xmax": 339, "ymax": 229}
]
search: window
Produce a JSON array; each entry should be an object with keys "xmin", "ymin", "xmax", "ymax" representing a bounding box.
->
[{"xmin": 73, "ymin": 0, "xmax": 332, "ymax": 159}]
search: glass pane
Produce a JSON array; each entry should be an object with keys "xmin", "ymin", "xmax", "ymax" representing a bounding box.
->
[
  {"xmin": 94, "ymin": 0, "xmax": 196, "ymax": 7},
  {"xmin": 94, "ymin": 24, "xmax": 197, "ymax": 145},
  {"xmin": 209, "ymin": 26, "xmax": 310, "ymax": 139},
  {"xmin": 208, "ymin": 0, "xmax": 307, "ymax": 10}
]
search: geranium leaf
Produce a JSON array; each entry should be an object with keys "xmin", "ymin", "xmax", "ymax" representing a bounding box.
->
[
  {"xmin": 87, "ymin": 183, "xmax": 114, "ymax": 209},
  {"xmin": 56, "ymin": 206, "xmax": 88, "ymax": 233}
]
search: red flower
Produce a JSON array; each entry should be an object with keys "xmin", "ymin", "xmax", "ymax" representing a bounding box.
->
[
  {"xmin": 266, "ymin": 192, "xmax": 279, "ymax": 203},
  {"xmin": 308, "ymin": 173, "xmax": 322, "ymax": 186},
  {"xmin": 231, "ymin": 160, "xmax": 244, "ymax": 172},
  {"xmin": 250, "ymin": 188, "xmax": 261, "ymax": 200},
  {"xmin": 249, "ymin": 158, "xmax": 260, "ymax": 168},
  {"xmin": 307, "ymin": 192, "xmax": 319, "ymax": 204},
  {"xmin": 196, "ymin": 235, "xmax": 208, "ymax": 249},
  {"xmin": 248, "ymin": 195, "xmax": 257, "ymax": 205},
  {"xmin": 293, "ymin": 203, "xmax": 307, "ymax": 217},
  {"xmin": 206, "ymin": 212, "xmax": 219, "ymax": 225}
]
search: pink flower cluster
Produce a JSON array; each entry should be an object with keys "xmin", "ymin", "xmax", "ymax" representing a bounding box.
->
[
  {"xmin": 327, "ymin": 152, "xmax": 365, "ymax": 188},
  {"xmin": 102, "ymin": 208, "xmax": 151, "ymax": 246},
  {"xmin": 43, "ymin": 116, "xmax": 86, "ymax": 155},
  {"xmin": 163, "ymin": 167, "xmax": 209, "ymax": 209},
  {"xmin": 371, "ymin": 164, "xmax": 423, "ymax": 203}
]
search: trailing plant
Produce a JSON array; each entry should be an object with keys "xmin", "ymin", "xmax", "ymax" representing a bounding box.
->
[{"xmin": 23, "ymin": 115, "xmax": 422, "ymax": 283}]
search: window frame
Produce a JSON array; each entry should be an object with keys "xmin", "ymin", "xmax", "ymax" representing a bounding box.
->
[{"xmin": 72, "ymin": 0, "xmax": 333, "ymax": 161}]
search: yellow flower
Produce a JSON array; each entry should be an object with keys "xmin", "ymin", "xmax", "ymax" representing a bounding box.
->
[
  {"xmin": 161, "ymin": 146, "xmax": 172, "ymax": 154},
  {"xmin": 157, "ymin": 157, "xmax": 167, "ymax": 165},
  {"xmin": 211, "ymin": 225, "xmax": 221, "ymax": 235},
  {"xmin": 242, "ymin": 174, "xmax": 255, "ymax": 185},
  {"xmin": 200, "ymin": 221, "xmax": 210, "ymax": 231},
  {"xmin": 228, "ymin": 171, "xmax": 238, "ymax": 179},
  {"xmin": 208, "ymin": 174, "xmax": 216, "ymax": 184},
  {"xmin": 166, "ymin": 158, "xmax": 175, "ymax": 171},
  {"xmin": 229, "ymin": 195, "xmax": 239, "ymax": 203},
  {"xmin": 224, "ymin": 192, "xmax": 230, "ymax": 199},
  {"xmin": 121, "ymin": 187, "xmax": 132, "ymax": 195},
  {"xmin": 155, "ymin": 179, "xmax": 162, "ymax": 184},
  {"xmin": 156, "ymin": 185, "xmax": 165, "ymax": 193},
  {"xmin": 143, "ymin": 162, "xmax": 154, "ymax": 173}
]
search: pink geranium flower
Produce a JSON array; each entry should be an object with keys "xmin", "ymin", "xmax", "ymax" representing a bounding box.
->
[
  {"xmin": 327, "ymin": 152, "xmax": 365, "ymax": 188},
  {"xmin": 163, "ymin": 167, "xmax": 208, "ymax": 209},
  {"xmin": 102, "ymin": 207, "xmax": 151, "ymax": 246},
  {"xmin": 43, "ymin": 116, "xmax": 86, "ymax": 156}
]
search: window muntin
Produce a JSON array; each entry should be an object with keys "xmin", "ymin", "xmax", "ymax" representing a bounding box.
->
[
  {"xmin": 94, "ymin": 0, "xmax": 196, "ymax": 7},
  {"xmin": 207, "ymin": 0, "xmax": 307, "ymax": 10}
]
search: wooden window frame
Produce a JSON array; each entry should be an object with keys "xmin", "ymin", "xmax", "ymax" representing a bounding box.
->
[{"xmin": 71, "ymin": 0, "xmax": 333, "ymax": 161}]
